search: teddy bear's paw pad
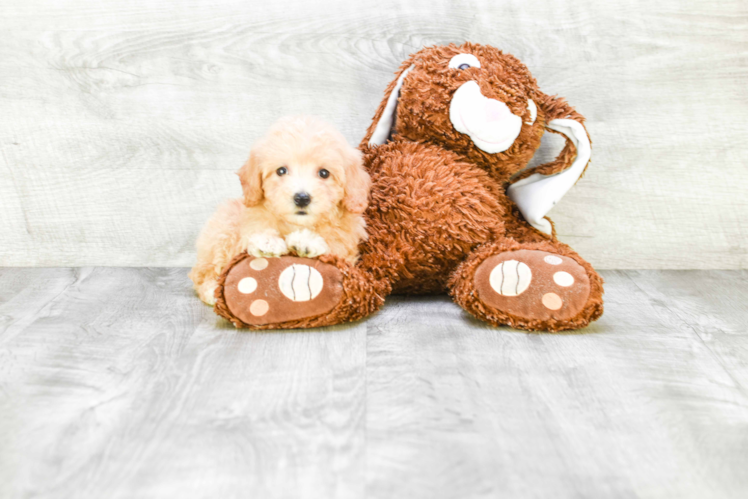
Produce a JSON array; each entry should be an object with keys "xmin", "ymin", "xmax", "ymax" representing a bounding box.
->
[
  {"xmin": 474, "ymin": 250, "xmax": 590, "ymax": 321},
  {"xmin": 222, "ymin": 256, "xmax": 343, "ymax": 326}
]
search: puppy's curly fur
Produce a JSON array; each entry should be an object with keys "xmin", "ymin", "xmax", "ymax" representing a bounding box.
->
[{"xmin": 189, "ymin": 116, "xmax": 370, "ymax": 305}]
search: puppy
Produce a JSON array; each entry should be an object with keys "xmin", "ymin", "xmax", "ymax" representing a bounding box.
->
[{"xmin": 189, "ymin": 116, "xmax": 371, "ymax": 305}]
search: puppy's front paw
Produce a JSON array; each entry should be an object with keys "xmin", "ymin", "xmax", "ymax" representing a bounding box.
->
[
  {"xmin": 285, "ymin": 229, "xmax": 329, "ymax": 258},
  {"xmin": 246, "ymin": 233, "xmax": 288, "ymax": 258},
  {"xmin": 198, "ymin": 279, "xmax": 218, "ymax": 306}
]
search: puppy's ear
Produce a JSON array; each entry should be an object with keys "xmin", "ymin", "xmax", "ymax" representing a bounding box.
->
[
  {"xmin": 342, "ymin": 148, "xmax": 371, "ymax": 214},
  {"xmin": 236, "ymin": 151, "xmax": 264, "ymax": 207}
]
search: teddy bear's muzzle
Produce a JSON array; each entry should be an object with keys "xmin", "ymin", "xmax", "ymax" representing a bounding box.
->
[{"xmin": 449, "ymin": 80, "xmax": 524, "ymax": 154}]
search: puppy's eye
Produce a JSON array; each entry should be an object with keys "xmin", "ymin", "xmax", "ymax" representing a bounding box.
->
[
  {"xmin": 276, "ymin": 167, "xmax": 287, "ymax": 176},
  {"xmin": 318, "ymin": 169, "xmax": 330, "ymax": 179},
  {"xmin": 448, "ymin": 53, "xmax": 481, "ymax": 70}
]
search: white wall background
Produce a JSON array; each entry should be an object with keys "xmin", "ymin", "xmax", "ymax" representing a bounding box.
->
[{"xmin": 1, "ymin": 0, "xmax": 746, "ymax": 268}]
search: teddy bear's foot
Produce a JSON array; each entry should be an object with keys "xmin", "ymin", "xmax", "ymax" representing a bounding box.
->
[
  {"xmin": 450, "ymin": 241, "xmax": 604, "ymax": 332},
  {"xmin": 475, "ymin": 250, "xmax": 590, "ymax": 321},
  {"xmin": 214, "ymin": 253, "xmax": 388, "ymax": 329}
]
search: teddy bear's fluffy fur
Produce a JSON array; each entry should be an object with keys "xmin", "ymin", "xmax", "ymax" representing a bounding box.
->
[
  {"xmin": 213, "ymin": 43, "xmax": 604, "ymax": 332},
  {"xmin": 189, "ymin": 116, "xmax": 370, "ymax": 305}
]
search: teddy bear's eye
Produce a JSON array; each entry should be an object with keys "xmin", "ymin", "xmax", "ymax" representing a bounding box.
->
[
  {"xmin": 318, "ymin": 168, "xmax": 330, "ymax": 179},
  {"xmin": 449, "ymin": 53, "xmax": 481, "ymax": 70},
  {"xmin": 276, "ymin": 166, "xmax": 287, "ymax": 176}
]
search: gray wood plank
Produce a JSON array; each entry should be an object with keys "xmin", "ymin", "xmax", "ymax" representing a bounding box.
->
[
  {"xmin": 1, "ymin": 268, "xmax": 748, "ymax": 497},
  {"xmin": 0, "ymin": 268, "xmax": 367, "ymax": 498},
  {"xmin": 623, "ymin": 270, "xmax": 748, "ymax": 407},
  {"xmin": 1, "ymin": 0, "xmax": 747, "ymax": 268},
  {"xmin": 365, "ymin": 271, "xmax": 748, "ymax": 498}
]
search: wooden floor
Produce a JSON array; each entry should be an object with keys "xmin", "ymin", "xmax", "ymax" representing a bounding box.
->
[{"xmin": 0, "ymin": 268, "xmax": 747, "ymax": 498}]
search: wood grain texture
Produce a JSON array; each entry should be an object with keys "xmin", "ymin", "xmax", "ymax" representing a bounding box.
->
[
  {"xmin": 0, "ymin": 268, "xmax": 366, "ymax": 497},
  {"xmin": 1, "ymin": 268, "xmax": 747, "ymax": 497},
  {"xmin": 0, "ymin": 0, "xmax": 747, "ymax": 268},
  {"xmin": 365, "ymin": 272, "xmax": 748, "ymax": 497}
]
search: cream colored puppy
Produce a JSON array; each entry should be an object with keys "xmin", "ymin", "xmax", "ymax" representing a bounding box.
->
[{"xmin": 189, "ymin": 116, "xmax": 371, "ymax": 305}]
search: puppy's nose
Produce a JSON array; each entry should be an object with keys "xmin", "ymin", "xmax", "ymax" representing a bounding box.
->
[{"xmin": 294, "ymin": 192, "xmax": 311, "ymax": 208}]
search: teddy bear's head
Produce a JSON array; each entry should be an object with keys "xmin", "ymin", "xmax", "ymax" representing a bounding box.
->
[{"xmin": 362, "ymin": 43, "xmax": 592, "ymax": 234}]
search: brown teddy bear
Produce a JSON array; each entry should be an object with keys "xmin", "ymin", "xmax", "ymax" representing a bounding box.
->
[{"xmin": 214, "ymin": 42, "xmax": 604, "ymax": 332}]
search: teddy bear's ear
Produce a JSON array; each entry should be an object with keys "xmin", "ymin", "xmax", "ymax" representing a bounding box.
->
[
  {"xmin": 360, "ymin": 61, "xmax": 416, "ymax": 148},
  {"xmin": 507, "ymin": 94, "xmax": 591, "ymax": 235}
]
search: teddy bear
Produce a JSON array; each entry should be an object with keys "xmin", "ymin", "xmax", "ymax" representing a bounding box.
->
[{"xmin": 213, "ymin": 42, "xmax": 604, "ymax": 332}]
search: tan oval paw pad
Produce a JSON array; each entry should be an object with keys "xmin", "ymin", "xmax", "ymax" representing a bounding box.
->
[
  {"xmin": 249, "ymin": 299, "xmax": 269, "ymax": 316},
  {"xmin": 542, "ymin": 293, "xmax": 563, "ymax": 310},
  {"xmin": 250, "ymin": 258, "xmax": 269, "ymax": 270}
]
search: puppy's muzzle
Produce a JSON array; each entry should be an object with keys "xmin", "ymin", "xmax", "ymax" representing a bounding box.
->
[{"xmin": 294, "ymin": 192, "xmax": 311, "ymax": 208}]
